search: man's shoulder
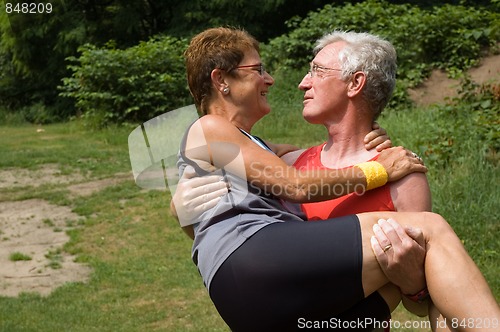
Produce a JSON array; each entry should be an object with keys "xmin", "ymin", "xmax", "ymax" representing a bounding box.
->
[{"xmin": 281, "ymin": 149, "xmax": 306, "ymax": 166}]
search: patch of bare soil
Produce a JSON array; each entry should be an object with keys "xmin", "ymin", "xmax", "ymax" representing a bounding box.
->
[
  {"xmin": 67, "ymin": 172, "xmax": 130, "ymax": 197},
  {"xmin": 408, "ymin": 52, "xmax": 500, "ymax": 107},
  {"xmin": 0, "ymin": 164, "xmax": 86, "ymax": 189},
  {"xmin": 0, "ymin": 165, "xmax": 130, "ymax": 297},
  {"xmin": 0, "ymin": 199, "xmax": 90, "ymax": 296}
]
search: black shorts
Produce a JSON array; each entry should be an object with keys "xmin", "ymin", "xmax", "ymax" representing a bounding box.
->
[{"xmin": 209, "ymin": 215, "xmax": 389, "ymax": 331}]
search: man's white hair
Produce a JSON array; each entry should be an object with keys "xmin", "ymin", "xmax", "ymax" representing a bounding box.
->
[{"xmin": 314, "ymin": 31, "xmax": 397, "ymax": 119}]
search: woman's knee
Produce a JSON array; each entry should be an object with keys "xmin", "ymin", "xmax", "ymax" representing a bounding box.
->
[{"xmin": 418, "ymin": 212, "xmax": 456, "ymax": 241}]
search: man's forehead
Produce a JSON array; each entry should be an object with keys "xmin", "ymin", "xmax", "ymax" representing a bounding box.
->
[{"xmin": 315, "ymin": 41, "xmax": 346, "ymax": 63}]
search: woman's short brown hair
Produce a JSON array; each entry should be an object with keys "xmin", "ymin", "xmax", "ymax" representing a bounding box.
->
[{"xmin": 185, "ymin": 27, "xmax": 259, "ymax": 115}]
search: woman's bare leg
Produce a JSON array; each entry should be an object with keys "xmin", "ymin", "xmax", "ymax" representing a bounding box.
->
[
  {"xmin": 372, "ymin": 284, "xmax": 401, "ymax": 332},
  {"xmin": 377, "ymin": 283, "xmax": 401, "ymax": 312},
  {"xmin": 357, "ymin": 211, "xmax": 500, "ymax": 331},
  {"xmin": 430, "ymin": 303, "xmax": 456, "ymax": 332},
  {"xmin": 377, "ymin": 284, "xmax": 454, "ymax": 332}
]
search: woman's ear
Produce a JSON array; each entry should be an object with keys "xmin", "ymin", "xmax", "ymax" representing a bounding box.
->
[
  {"xmin": 347, "ymin": 71, "xmax": 366, "ymax": 97},
  {"xmin": 211, "ymin": 68, "xmax": 229, "ymax": 95}
]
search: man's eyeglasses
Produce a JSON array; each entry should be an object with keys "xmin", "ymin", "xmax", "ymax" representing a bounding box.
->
[
  {"xmin": 309, "ymin": 62, "xmax": 342, "ymax": 78},
  {"xmin": 234, "ymin": 63, "xmax": 266, "ymax": 76}
]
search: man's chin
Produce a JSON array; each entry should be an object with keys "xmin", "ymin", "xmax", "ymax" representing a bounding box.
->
[{"xmin": 302, "ymin": 109, "xmax": 320, "ymax": 124}]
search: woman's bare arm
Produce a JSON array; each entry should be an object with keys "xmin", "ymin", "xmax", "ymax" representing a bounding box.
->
[{"xmin": 183, "ymin": 115, "xmax": 426, "ymax": 203}]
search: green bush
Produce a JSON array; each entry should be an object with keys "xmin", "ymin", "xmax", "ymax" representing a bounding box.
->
[
  {"xmin": 264, "ymin": 1, "xmax": 499, "ymax": 75},
  {"xmin": 410, "ymin": 78, "xmax": 499, "ymax": 169},
  {"xmin": 59, "ymin": 36, "xmax": 191, "ymax": 127},
  {"xmin": 54, "ymin": 1, "xmax": 500, "ymax": 128},
  {"xmin": 262, "ymin": 0, "xmax": 500, "ymax": 107}
]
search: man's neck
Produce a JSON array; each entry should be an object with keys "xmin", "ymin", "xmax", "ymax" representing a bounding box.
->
[{"xmin": 321, "ymin": 117, "xmax": 378, "ymax": 169}]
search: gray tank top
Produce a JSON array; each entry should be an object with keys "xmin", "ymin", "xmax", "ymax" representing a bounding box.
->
[{"xmin": 178, "ymin": 128, "xmax": 305, "ymax": 289}]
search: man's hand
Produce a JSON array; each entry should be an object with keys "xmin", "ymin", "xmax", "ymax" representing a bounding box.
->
[
  {"xmin": 364, "ymin": 122, "xmax": 392, "ymax": 152},
  {"xmin": 171, "ymin": 165, "xmax": 229, "ymax": 235},
  {"xmin": 371, "ymin": 218, "xmax": 426, "ymax": 294},
  {"xmin": 371, "ymin": 218, "xmax": 428, "ymax": 316}
]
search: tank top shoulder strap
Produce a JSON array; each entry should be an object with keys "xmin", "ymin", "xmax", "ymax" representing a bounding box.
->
[{"xmin": 238, "ymin": 128, "xmax": 274, "ymax": 153}]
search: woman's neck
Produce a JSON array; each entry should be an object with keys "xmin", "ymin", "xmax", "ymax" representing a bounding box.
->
[{"xmin": 208, "ymin": 104, "xmax": 253, "ymax": 133}]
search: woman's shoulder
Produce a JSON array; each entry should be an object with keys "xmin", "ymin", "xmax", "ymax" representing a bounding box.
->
[
  {"xmin": 193, "ymin": 115, "xmax": 242, "ymax": 141},
  {"xmin": 197, "ymin": 114, "xmax": 231, "ymax": 128}
]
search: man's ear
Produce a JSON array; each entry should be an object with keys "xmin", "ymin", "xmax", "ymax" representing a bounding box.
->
[
  {"xmin": 347, "ymin": 71, "xmax": 366, "ymax": 97},
  {"xmin": 211, "ymin": 68, "xmax": 229, "ymax": 94}
]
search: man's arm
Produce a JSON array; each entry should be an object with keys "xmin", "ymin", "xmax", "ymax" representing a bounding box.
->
[
  {"xmin": 170, "ymin": 165, "xmax": 229, "ymax": 240},
  {"xmin": 371, "ymin": 219, "xmax": 428, "ymax": 316},
  {"xmin": 170, "ymin": 200, "xmax": 195, "ymax": 240},
  {"xmin": 372, "ymin": 171, "xmax": 432, "ymax": 316},
  {"xmin": 389, "ymin": 172, "xmax": 432, "ymax": 315},
  {"xmin": 391, "ymin": 172, "xmax": 432, "ymax": 212}
]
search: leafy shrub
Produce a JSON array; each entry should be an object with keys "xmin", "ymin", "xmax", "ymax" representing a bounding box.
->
[
  {"xmin": 59, "ymin": 36, "xmax": 191, "ymax": 127},
  {"xmin": 262, "ymin": 0, "xmax": 499, "ymax": 107},
  {"xmin": 265, "ymin": 1, "xmax": 499, "ymax": 74},
  {"xmin": 17, "ymin": 102, "xmax": 57, "ymax": 124},
  {"xmin": 0, "ymin": 106, "xmax": 27, "ymax": 125},
  {"xmin": 414, "ymin": 78, "xmax": 499, "ymax": 169}
]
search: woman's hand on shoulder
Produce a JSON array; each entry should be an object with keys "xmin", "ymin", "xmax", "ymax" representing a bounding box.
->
[
  {"xmin": 377, "ymin": 147, "xmax": 427, "ymax": 182},
  {"xmin": 364, "ymin": 122, "xmax": 392, "ymax": 152}
]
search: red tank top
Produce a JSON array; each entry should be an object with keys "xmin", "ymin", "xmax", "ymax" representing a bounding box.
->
[{"xmin": 293, "ymin": 144, "xmax": 395, "ymax": 221}]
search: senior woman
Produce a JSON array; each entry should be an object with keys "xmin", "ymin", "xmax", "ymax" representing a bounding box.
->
[{"xmin": 177, "ymin": 27, "xmax": 500, "ymax": 331}]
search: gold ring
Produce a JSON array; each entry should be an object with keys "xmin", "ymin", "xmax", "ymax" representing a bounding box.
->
[{"xmin": 383, "ymin": 244, "xmax": 392, "ymax": 252}]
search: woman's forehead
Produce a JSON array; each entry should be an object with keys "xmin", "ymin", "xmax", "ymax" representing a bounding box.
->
[{"xmin": 240, "ymin": 48, "xmax": 261, "ymax": 63}]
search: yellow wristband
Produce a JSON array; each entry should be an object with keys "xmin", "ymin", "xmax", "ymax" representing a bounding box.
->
[{"xmin": 355, "ymin": 161, "xmax": 388, "ymax": 191}]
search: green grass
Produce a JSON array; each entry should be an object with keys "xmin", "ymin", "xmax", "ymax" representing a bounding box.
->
[
  {"xmin": 9, "ymin": 252, "xmax": 32, "ymax": 262},
  {"xmin": 0, "ymin": 121, "xmax": 131, "ymax": 177},
  {"xmin": 0, "ymin": 121, "xmax": 226, "ymax": 332},
  {"xmin": 371, "ymin": 106, "xmax": 499, "ymax": 330},
  {"xmin": 0, "ymin": 70, "xmax": 498, "ymax": 331}
]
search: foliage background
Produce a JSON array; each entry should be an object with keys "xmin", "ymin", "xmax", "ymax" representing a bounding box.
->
[
  {"xmin": 0, "ymin": 0, "xmax": 498, "ymax": 124},
  {"xmin": 59, "ymin": 36, "xmax": 190, "ymax": 126}
]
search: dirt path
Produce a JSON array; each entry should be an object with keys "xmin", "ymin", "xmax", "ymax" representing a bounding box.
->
[
  {"xmin": 0, "ymin": 199, "xmax": 91, "ymax": 296},
  {"xmin": 409, "ymin": 52, "xmax": 500, "ymax": 106},
  {"xmin": 0, "ymin": 165, "xmax": 130, "ymax": 297}
]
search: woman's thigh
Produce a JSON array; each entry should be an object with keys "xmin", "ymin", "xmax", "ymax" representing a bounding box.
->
[
  {"xmin": 356, "ymin": 211, "xmax": 441, "ymax": 296},
  {"xmin": 210, "ymin": 216, "xmax": 390, "ymax": 331}
]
